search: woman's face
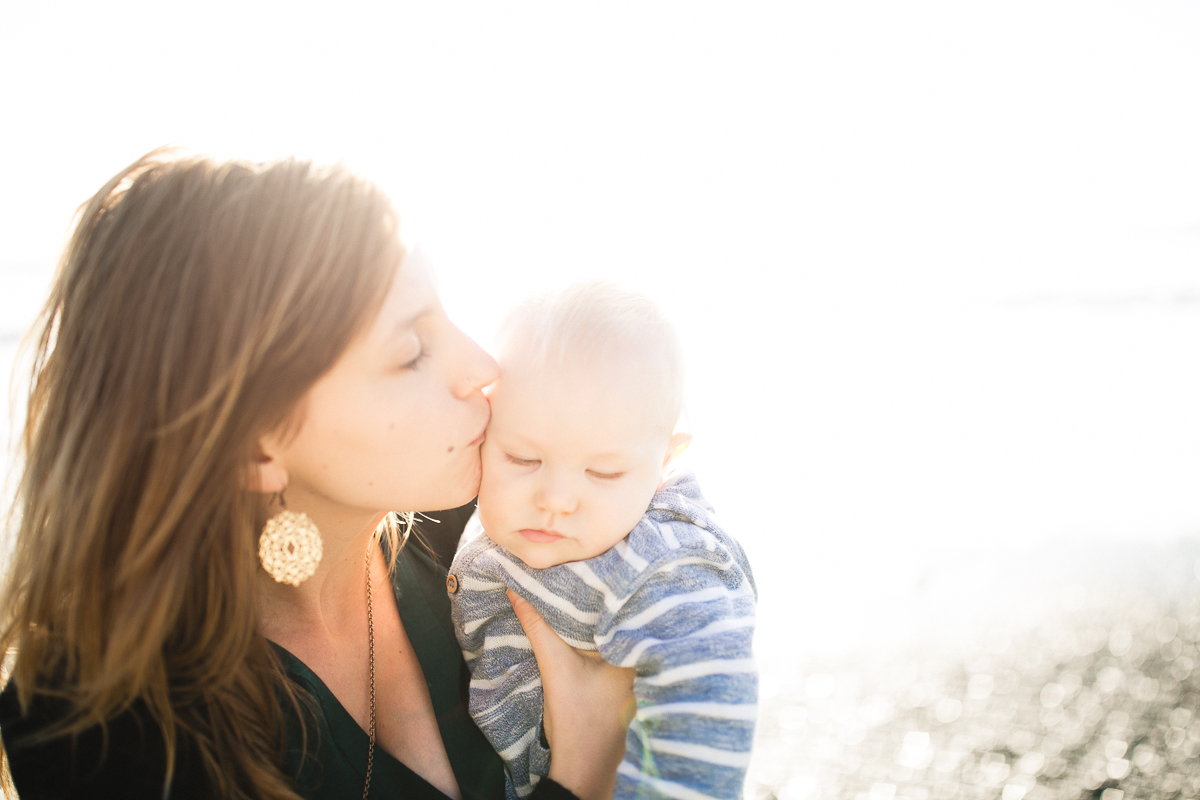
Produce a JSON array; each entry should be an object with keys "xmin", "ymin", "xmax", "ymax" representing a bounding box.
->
[{"xmin": 270, "ymin": 248, "xmax": 498, "ymax": 517}]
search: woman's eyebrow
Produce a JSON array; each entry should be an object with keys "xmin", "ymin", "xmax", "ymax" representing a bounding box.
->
[{"xmin": 389, "ymin": 304, "xmax": 434, "ymax": 338}]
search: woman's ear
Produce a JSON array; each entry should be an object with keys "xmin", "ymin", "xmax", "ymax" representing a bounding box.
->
[
  {"xmin": 246, "ymin": 437, "xmax": 289, "ymax": 495},
  {"xmin": 662, "ymin": 432, "xmax": 692, "ymax": 469}
]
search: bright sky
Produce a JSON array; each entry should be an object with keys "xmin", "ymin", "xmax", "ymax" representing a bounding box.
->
[{"xmin": 3, "ymin": 1, "xmax": 1200, "ymax": 656}]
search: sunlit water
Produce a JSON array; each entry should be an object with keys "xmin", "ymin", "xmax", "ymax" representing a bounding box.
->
[{"xmin": 748, "ymin": 563, "xmax": 1200, "ymax": 800}]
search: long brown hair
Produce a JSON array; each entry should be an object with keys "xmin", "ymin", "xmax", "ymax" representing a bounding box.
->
[{"xmin": 1, "ymin": 150, "xmax": 405, "ymax": 798}]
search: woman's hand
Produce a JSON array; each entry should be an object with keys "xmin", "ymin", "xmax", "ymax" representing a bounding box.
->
[{"xmin": 507, "ymin": 590, "xmax": 635, "ymax": 800}]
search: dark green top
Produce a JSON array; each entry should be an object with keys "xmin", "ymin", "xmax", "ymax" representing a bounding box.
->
[
  {"xmin": 277, "ymin": 539, "xmax": 507, "ymax": 800},
  {"xmin": 0, "ymin": 537, "xmax": 507, "ymax": 800}
]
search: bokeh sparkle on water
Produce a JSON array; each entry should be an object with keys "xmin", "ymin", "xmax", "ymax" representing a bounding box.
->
[{"xmin": 748, "ymin": 545, "xmax": 1200, "ymax": 800}]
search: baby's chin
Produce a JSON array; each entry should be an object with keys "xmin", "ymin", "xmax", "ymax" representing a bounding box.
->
[
  {"xmin": 493, "ymin": 540, "xmax": 563, "ymax": 569},
  {"xmin": 517, "ymin": 550, "xmax": 571, "ymax": 570},
  {"xmin": 504, "ymin": 536, "xmax": 616, "ymax": 570}
]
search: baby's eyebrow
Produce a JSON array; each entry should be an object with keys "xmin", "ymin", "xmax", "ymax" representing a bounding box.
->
[
  {"xmin": 586, "ymin": 450, "xmax": 632, "ymax": 461},
  {"xmin": 491, "ymin": 431, "xmax": 541, "ymax": 449}
]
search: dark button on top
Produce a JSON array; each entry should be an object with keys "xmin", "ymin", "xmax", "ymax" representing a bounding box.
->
[{"xmin": 446, "ymin": 574, "xmax": 459, "ymax": 594}]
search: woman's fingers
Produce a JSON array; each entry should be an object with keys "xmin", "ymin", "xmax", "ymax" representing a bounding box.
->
[
  {"xmin": 507, "ymin": 590, "xmax": 568, "ymax": 742},
  {"xmin": 507, "ymin": 590, "xmax": 634, "ymax": 800},
  {"xmin": 507, "ymin": 589, "xmax": 556, "ymax": 654}
]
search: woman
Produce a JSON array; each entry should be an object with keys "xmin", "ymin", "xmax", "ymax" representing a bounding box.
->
[{"xmin": 0, "ymin": 151, "xmax": 633, "ymax": 799}]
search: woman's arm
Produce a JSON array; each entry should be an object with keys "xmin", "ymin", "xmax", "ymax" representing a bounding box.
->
[{"xmin": 507, "ymin": 590, "xmax": 635, "ymax": 800}]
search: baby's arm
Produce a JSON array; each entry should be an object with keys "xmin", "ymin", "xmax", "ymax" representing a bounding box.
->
[
  {"xmin": 450, "ymin": 537, "xmax": 552, "ymax": 799},
  {"xmin": 594, "ymin": 548, "xmax": 758, "ymax": 800}
]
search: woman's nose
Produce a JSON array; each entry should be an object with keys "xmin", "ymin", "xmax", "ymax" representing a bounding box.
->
[{"xmin": 451, "ymin": 330, "xmax": 499, "ymax": 400}]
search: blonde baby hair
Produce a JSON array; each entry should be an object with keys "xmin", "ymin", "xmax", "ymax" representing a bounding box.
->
[{"xmin": 496, "ymin": 280, "xmax": 685, "ymax": 434}]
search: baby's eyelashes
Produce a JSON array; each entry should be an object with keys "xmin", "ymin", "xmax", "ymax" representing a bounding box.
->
[
  {"xmin": 501, "ymin": 453, "xmax": 623, "ymax": 480},
  {"xmin": 505, "ymin": 454, "xmax": 540, "ymax": 467}
]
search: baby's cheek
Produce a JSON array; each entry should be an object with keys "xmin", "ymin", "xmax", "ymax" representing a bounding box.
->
[
  {"xmin": 617, "ymin": 483, "xmax": 658, "ymax": 534},
  {"xmin": 476, "ymin": 491, "xmax": 501, "ymax": 539},
  {"xmin": 477, "ymin": 445, "xmax": 503, "ymax": 490},
  {"xmin": 476, "ymin": 462, "xmax": 511, "ymax": 529}
]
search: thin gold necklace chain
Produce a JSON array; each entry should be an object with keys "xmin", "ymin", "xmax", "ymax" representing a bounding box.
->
[{"xmin": 363, "ymin": 539, "xmax": 377, "ymax": 800}]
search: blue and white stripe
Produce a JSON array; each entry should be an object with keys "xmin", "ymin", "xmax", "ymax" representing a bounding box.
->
[{"xmin": 449, "ymin": 472, "xmax": 758, "ymax": 800}]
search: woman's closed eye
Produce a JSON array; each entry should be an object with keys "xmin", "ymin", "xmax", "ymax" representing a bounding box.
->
[
  {"xmin": 399, "ymin": 346, "xmax": 427, "ymax": 371},
  {"xmin": 505, "ymin": 453, "xmax": 540, "ymax": 467}
]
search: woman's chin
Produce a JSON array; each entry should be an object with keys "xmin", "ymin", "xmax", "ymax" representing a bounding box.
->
[
  {"xmin": 374, "ymin": 452, "xmax": 482, "ymax": 514},
  {"xmin": 457, "ymin": 455, "xmax": 484, "ymax": 502},
  {"xmin": 421, "ymin": 459, "xmax": 482, "ymax": 511}
]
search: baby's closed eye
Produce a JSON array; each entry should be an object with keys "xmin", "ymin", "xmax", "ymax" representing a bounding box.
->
[
  {"xmin": 505, "ymin": 453, "xmax": 540, "ymax": 467},
  {"xmin": 587, "ymin": 470, "xmax": 625, "ymax": 480}
]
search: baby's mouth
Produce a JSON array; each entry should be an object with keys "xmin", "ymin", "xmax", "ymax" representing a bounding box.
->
[{"xmin": 518, "ymin": 528, "xmax": 564, "ymax": 544}]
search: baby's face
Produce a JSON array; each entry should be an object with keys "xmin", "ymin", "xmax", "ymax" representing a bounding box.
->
[{"xmin": 477, "ymin": 359, "xmax": 671, "ymax": 569}]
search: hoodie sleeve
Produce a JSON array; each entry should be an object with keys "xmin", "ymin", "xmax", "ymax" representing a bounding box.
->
[{"xmin": 595, "ymin": 545, "xmax": 758, "ymax": 800}]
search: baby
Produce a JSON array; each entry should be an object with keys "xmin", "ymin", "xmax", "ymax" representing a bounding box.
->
[{"xmin": 447, "ymin": 282, "xmax": 758, "ymax": 800}]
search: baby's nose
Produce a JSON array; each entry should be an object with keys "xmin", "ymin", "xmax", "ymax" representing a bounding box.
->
[{"xmin": 537, "ymin": 482, "xmax": 579, "ymax": 515}]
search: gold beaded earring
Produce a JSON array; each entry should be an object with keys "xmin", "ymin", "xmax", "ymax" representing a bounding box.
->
[{"xmin": 258, "ymin": 491, "xmax": 323, "ymax": 586}]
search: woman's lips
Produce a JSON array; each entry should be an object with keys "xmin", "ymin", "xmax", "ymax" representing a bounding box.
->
[
  {"xmin": 519, "ymin": 528, "xmax": 564, "ymax": 544},
  {"xmin": 467, "ymin": 428, "xmax": 487, "ymax": 448}
]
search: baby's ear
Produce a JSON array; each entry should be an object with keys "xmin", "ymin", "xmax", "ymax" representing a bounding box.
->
[{"xmin": 663, "ymin": 432, "xmax": 692, "ymax": 469}]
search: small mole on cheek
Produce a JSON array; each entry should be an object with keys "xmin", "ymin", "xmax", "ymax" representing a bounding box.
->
[{"xmin": 447, "ymin": 446, "xmax": 455, "ymax": 453}]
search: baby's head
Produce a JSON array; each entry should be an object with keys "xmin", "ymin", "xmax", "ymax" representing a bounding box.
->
[{"xmin": 478, "ymin": 281, "xmax": 690, "ymax": 569}]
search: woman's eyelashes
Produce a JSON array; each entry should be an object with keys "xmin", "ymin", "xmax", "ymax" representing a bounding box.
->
[{"xmin": 399, "ymin": 345, "xmax": 427, "ymax": 371}]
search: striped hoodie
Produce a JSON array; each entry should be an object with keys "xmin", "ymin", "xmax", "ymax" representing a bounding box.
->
[{"xmin": 448, "ymin": 472, "xmax": 758, "ymax": 800}]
